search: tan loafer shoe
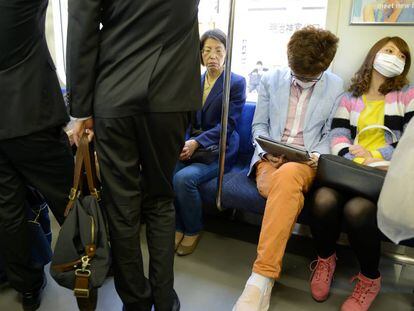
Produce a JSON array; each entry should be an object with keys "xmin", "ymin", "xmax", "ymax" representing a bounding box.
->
[
  {"xmin": 175, "ymin": 232, "xmax": 184, "ymax": 251},
  {"xmin": 176, "ymin": 234, "xmax": 201, "ymax": 256}
]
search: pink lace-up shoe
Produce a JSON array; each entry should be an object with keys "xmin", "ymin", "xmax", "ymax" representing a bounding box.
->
[
  {"xmin": 341, "ymin": 273, "xmax": 381, "ymax": 311},
  {"xmin": 309, "ymin": 253, "xmax": 337, "ymax": 302}
]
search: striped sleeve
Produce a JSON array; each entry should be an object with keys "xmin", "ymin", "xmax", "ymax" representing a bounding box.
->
[
  {"xmin": 377, "ymin": 145, "xmax": 395, "ymax": 161},
  {"xmin": 403, "ymin": 85, "xmax": 414, "ymax": 128},
  {"xmin": 330, "ymin": 95, "xmax": 353, "ymax": 156},
  {"xmin": 374, "ymin": 86, "xmax": 414, "ymax": 160}
]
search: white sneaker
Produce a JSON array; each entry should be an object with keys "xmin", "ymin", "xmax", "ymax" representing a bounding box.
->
[{"xmin": 233, "ymin": 281, "xmax": 274, "ymax": 311}]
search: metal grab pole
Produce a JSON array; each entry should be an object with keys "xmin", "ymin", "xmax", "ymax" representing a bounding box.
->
[{"xmin": 216, "ymin": 0, "xmax": 237, "ymax": 211}]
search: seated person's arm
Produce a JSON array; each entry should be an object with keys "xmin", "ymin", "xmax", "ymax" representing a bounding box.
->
[
  {"xmin": 251, "ymin": 73, "xmax": 272, "ymax": 157},
  {"xmin": 312, "ymin": 84, "xmax": 345, "ymax": 155},
  {"xmin": 194, "ymin": 77, "xmax": 247, "ymax": 148},
  {"xmin": 371, "ymin": 86, "xmax": 414, "ymax": 161},
  {"xmin": 330, "ymin": 95, "xmax": 354, "ymax": 159}
]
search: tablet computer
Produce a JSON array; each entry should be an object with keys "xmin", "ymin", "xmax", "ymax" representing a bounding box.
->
[{"xmin": 255, "ymin": 136, "xmax": 310, "ymax": 162}]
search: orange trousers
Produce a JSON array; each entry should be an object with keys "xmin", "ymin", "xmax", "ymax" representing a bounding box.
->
[{"xmin": 253, "ymin": 161, "xmax": 316, "ymax": 279}]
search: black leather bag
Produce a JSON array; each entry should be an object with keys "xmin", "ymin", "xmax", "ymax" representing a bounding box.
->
[
  {"xmin": 50, "ymin": 135, "xmax": 110, "ymax": 310},
  {"xmin": 316, "ymin": 154, "xmax": 386, "ymax": 201},
  {"xmin": 183, "ymin": 144, "xmax": 219, "ymax": 164},
  {"xmin": 183, "ymin": 128, "xmax": 219, "ymax": 164}
]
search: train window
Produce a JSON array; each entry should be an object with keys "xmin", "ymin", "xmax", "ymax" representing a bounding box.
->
[
  {"xmin": 199, "ymin": 0, "xmax": 328, "ymax": 101},
  {"xmin": 49, "ymin": 0, "xmax": 328, "ymax": 97}
]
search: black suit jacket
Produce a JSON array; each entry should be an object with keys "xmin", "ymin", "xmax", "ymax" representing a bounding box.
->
[
  {"xmin": 0, "ymin": 0, "xmax": 69, "ymax": 140},
  {"xmin": 67, "ymin": 0, "xmax": 202, "ymax": 118}
]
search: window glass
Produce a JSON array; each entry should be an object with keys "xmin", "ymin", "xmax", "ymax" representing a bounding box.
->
[{"xmin": 199, "ymin": 0, "xmax": 328, "ymax": 101}]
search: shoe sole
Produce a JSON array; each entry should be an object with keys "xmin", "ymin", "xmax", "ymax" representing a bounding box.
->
[
  {"xmin": 310, "ymin": 275, "xmax": 334, "ymax": 303},
  {"xmin": 23, "ymin": 302, "xmax": 41, "ymax": 311},
  {"xmin": 311, "ymin": 294, "xmax": 329, "ymax": 303}
]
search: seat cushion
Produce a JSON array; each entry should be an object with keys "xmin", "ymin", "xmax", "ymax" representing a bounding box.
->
[
  {"xmin": 236, "ymin": 102, "xmax": 255, "ymax": 155},
  {"xmin": 200, "ymin": 168, "xmax": 266, "ymax": 214}
]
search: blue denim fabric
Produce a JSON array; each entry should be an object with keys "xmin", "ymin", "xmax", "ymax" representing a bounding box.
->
[{"xmin": 173, "ymin": 161, "xmax": 219, "ymax": 235}]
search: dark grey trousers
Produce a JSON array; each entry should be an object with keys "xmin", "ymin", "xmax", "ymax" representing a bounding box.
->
[
  {"xmin": 94, "ymin": 112, "xmax": 188, "ymax": 311},
  {"xmin": 0, "ymin": 126, "xmax": 74, "ymax": 292}
]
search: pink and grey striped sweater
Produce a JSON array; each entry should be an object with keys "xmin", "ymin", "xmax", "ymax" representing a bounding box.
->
[{"xmin": 330, "ymin": 85, "xmax": 414, "ymax": 160}]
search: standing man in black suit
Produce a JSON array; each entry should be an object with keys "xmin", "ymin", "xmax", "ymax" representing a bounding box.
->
[
  {"xmin": 68, "ymin": 0, "xmax": 202, "ymax": 310},
  {"xmin": 0, "ymin": 0, "xmax": 74, "ymax": 310}
]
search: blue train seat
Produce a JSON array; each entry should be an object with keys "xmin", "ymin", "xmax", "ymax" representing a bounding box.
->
[{"xmin": 199, "ymin": 101, "xmax": 414, "ymax": 248}]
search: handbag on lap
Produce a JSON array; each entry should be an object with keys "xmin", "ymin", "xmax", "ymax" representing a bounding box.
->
[
  {"xmin": 182, "ymin": 128, "xmax": 219, "ymax": 164},
  {"xmin": 316, "ymin": 125, "xmax": 397, "ymax": 201},
  {"xmin": 50, "ymin": 135, "xmax": 110, "ymax": 310},
  {"xmin": 316, "ymin": 154, "xmax": 386, "ymax": 201}
]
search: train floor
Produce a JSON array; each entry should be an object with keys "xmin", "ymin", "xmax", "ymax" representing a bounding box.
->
[{"xmin": 1, "ymin": 225, "xmax": 413, "ymax": 311}]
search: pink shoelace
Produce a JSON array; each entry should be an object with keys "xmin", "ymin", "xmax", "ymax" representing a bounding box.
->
[{"xmin": 309, "ymin": 258, "xmax": 332, "ymax": 283}]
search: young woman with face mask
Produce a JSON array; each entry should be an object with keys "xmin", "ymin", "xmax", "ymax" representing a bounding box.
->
[{"xmin": 309, "ymin": 37, "xmax": 413, "ymax": 311}]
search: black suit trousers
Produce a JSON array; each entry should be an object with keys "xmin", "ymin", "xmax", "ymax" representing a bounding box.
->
[
  {"xmin": 94, "ymin": 112, "xmax": 188, "ymax": 311},
  {"xmin": 0, "ymin": 126, "xmax": 74, "ymax": 292}
]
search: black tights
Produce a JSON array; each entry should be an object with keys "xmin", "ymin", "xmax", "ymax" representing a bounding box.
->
[{"xmin": 310, "ymin": 187, "xmax": 381, "ymax": 279}]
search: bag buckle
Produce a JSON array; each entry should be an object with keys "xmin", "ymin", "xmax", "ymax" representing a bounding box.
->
[
  {"xmin": 74, "ymin": 259, "xmax": 91, "ymax": 299},
  {"xmin": 75, "ymin": 269, "xmax": 91, "ymax": 277},
  {"xmin": 68, "ymin": 188, "xmax": 79, "ymax": 201},
  {"xmin": 74, "ymin": 287, "xmax": 90, "ymax": 298},
  {"xmin": 80, "ymin": 256, "xmax": 91, "ymax": 271},
  {"xmin": 90, "ymin": 188, "xmax": 101, "ymax": 201}
]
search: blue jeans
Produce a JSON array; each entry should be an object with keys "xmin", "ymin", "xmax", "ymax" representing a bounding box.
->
[{"xmin": 173, "ymin": 161, "xmax": 219, "ymax": 235}]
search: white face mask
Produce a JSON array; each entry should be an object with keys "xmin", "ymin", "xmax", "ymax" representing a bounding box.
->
[
  {"xmin": 373, "ymin": 52, "xmax": 405, "ymax": 78},
  {"xmin": 295, "ymin": 79, "xmax": 317, "ymax": 89}
]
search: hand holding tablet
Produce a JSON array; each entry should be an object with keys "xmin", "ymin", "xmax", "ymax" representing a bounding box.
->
[{"xmin": 255, "ymin": 136, "xmax": 311, "ymax": 162}]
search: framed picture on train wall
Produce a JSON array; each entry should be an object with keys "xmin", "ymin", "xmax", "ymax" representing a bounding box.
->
[{"xmin": 350, "ymin": 0, "xmax": 414, "ymax": 24}]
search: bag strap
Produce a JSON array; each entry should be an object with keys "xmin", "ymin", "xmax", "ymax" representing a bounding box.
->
[
  {"xmin": 354, "ymin": 125, "xmax": 398, "ymax": 145},
  {"xmin": 51, "ymin": 244, "xmax": 97, "ymax": 299},
  {"xmin": 79, "ymin": 135, "xmax": 100, "ymax": 199},
  {"xmin": 64, "ymin": 134, "xmax": 100, "ymax": 217},
  {"xmin": 353, "ymin": 125, "xmax": 396, "ymax": 169},
  {"xmin": 64, "ymin": 141, "xmax": 85, "ymax": 216},
  {"xmin": 368, "ymin": 161, "xmax": 391, "ymax": 168},
  {"xmin": 74, "ymin": 244, "xmax": 96, "ymax": 298}
]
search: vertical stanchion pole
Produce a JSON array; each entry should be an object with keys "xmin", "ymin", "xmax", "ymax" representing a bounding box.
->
[{"xmin": 216, "ymin": 0, "xmax": 237, "ymax": 211}]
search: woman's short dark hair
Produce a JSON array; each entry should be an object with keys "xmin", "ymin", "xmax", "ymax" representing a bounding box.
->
[
  {"xmin": 287, "ymin": 26, "xmax": 339, "ymax": 76},
  {"xmin": 200, "ymin": 29, "xmax": 227, "ymax": 65}
]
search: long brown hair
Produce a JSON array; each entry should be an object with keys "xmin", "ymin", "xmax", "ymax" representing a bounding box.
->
[{"xmin": 349, "ymin": 37, "xmax": 411, "ymax": 97}]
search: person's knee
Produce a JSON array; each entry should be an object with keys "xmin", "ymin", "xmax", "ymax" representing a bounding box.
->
[
  {"xmin": 312, "ymin": 187, "xmax": 340, "ymax": 219},
  {"xmin": 344, "ymin": 197, "xmax": 376, "ymax": 228},
  {"xmin": 255, "ymin": 162, "xmax": 276, "ymax": 197},
  {"xmin": 173, "ymin": 169, "xmax": 197, "ymax": 192},
  {"xmin": 273, "ymin": 163, "xmax": 304, "ymax": 187},
  {"xmin": 256, "ymin": 178, "xmax": 271, "ymax": 198}
]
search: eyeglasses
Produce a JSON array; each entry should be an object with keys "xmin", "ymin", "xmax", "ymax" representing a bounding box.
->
[
  {"xmin": 201, "ymin": 48, "xmax": 226, "ymax": 56},
  {"xmin": 291, "ymin": 73, "xmax": 322, "ymax": 83}
]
